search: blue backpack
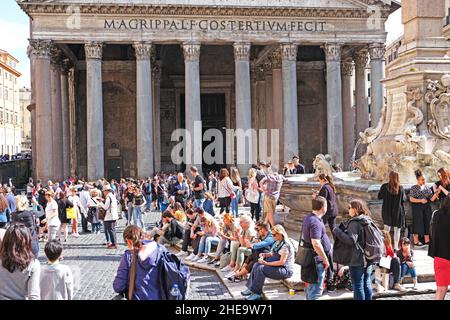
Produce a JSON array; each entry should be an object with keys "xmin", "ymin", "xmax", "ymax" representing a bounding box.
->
[{"xmin": 156, "ymin": 244, "xmax": 190, "ymax": 300}]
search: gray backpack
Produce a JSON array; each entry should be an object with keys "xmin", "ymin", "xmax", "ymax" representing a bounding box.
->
[{"xmin": 353, "ymin": 218, "xmax": 385, "ymax": 263}]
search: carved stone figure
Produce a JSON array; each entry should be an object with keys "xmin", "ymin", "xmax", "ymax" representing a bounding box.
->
[{"xmin": 312, "ymin": 154, "xmax": 335, "ymax": 178}]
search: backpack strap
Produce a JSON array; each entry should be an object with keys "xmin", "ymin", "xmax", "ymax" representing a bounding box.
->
[{"xmin": 128, "ymin": 250, "xmax": 137, "ymax": 300}]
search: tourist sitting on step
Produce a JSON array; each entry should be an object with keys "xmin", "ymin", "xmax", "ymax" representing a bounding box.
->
[
  {"xmin": 241, "ymin": 224, "xmax": 295, "ymax": 301},
  {"xmin": 227, "ymin": 221, "xmax": 274, "ymax": 283},
  {"xmin": 191, "ymin": 215, "xmax": 219, "ymax": 264},
  {"xmin": 397, "ymin": 237, "xmax": 418, "ymax": 290},
  {"xmin": 176, "ymin": 209, "xmax": 200, "ymax": 259},
  {"xmin": 208, "ymin": 213, "xmax": 239, "ymax": 267},
  {"xmin": 220, "ymin": 214, "xmax": 256, "ymax": 275}
]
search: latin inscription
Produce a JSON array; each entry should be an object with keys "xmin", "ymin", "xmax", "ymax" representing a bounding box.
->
[
  {"xmin": 386, "ymin": 89, "xmax": 407, "ymax": 136},
  {"xmin": 104, "ymin": 19, "xmax": 326, "ymax": 32}
]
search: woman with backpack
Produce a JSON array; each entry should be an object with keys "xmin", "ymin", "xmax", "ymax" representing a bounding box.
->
[
  {"xmin": 333, "ymin": 199, "xmax": 377, "ymax": 300},
  {"xmin": 11, "ymin": 195, "xmax": 40, "ymax": 258},
  {"xmin": 113, "ymin": 225, "xmax": 162, "ymax": 300},
  {"xmin": 378, "ymin": 171, "xmax": 407, "ymax": 250},
  {"xmin": 56, "ymin": 192, "xmax": 73, "ymax": 242},
  {"xmin": 87, "ymin": 189, "xmax": 102, "ymax": 234}
]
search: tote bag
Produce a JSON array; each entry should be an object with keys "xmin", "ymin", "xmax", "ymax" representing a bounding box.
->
[{"xmin": 66, "ymin": 207, "xmax": 77, "ymax": 219}]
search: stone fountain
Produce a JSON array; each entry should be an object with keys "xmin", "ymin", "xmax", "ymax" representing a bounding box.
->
[{"xmin": 281, "ymin": 1, "xmax": 450, "ymax": 233}]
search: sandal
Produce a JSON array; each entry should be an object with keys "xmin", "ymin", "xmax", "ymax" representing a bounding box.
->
[{"xmin": 413, "ymin": 242, "xmax": 423, "ymax": 247}]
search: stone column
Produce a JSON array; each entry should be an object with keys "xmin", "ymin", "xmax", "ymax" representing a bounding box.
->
[
  {"xmin": 133, "ymin": 42, "xmax": 154, "ymax": 179},
  {"xmin": 29, "ymin": 39, "xmax": 53, "ymax": 182},
  {"xmin": 250, "ymin": 63, "xmax": 259, "ymax": 163},
  {"xmin": 369, "ymin": 43, "xmax": 386, "ymax": 126},
  {"xmin": 281, "ymin": 43, "xmax": 299, "ymax": 164},
  {"xmin": 341, "ymin": 58, "xmax": 355, "ymax": 171},
  {"xmin": 152, "ymin": 60, "xmax": 162, "ymax": 173},
  {"xmin": 353, "ymin": 49, "xmax": 369, "ymax": 138},
  {"xmin": 325, "ymin": 43, "xmax": 344, "ymax": 166},
  {"xmin": 234, "ymin": 42, "xmax": 253, "ymax": 174},
  {"xmin": 61, "ymin": 59, "xmax": 71, "ymax": 179},
  {"xmin": 270, "ymin": 50, "xmax": 283, "ymax": 172},
  {"xmin": 27, "ymin": 44, "xmax": 37, "ymax": 180},
  {"xmin": 182, "ymin": 42, "xmax": 202, "ymax": 170},
  {"xmin": 264, "ymin": 61, "xmax": 274, "ymax": 164},
  {"xmin": 50, "ymin": 47, "xmax": 64, "ymax": 181},
  {"xmin": 85, "ymin": 42, "xmax": 104, "ymax": 180}
]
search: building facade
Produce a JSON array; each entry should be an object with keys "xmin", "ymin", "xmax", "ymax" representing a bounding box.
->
[
  {"xmin": 19, "ymin": 0, "xmax": 400, "ymax": 181},
  {"xmin": 0, "ymin": 50, "xmax": 22, "ymax": 158}
]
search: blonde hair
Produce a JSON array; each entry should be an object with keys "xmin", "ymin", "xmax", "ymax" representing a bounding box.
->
[
  {"xmin": 15, "ymin": 195, "xmax": 29, "ymax": 211},
  {"xmin": 91, "ymin": 189, "xmax": 101, "ymax": 197},
  {"xmin": 271, "ymin": 224, "xmax": 289, "ymax": 241},
  {"xmin": 248, "ymin": 168, "xmax": 256, "ymax": 179}
]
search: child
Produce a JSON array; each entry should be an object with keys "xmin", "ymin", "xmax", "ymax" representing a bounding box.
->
[
  {"xmin": 40, "ymin": 240, "xmax": 74, "ymax": 300},
  {"xmin": 397, "ymin": 237, "xmax": 418, "ymax": 290},
  {"xmin": 203, "ymin": 192, "xmax": 215, "ymax": 217}
]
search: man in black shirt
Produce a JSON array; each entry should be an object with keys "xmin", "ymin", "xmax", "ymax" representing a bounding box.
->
[
  {"xmin": 190, "ymin": 166, "xmax": 206, "ymax": 209},
  {"xmin": 293, "ymin": 155, "xmax": 306, "ymax": 174},
  {"xmin": 160, "ymin": 210, "xmax": 183, "ymax": 245}
]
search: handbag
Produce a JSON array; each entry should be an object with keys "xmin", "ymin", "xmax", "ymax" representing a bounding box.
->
[
  {"xmin": 379, "ymin": 256, "xmax": 392, "ymax": 269},
  {"xmin": 223, "ymin": 180, "xmax": 236, "ymax": 200},
  {"xmin": 295, "ymin": 227, "xmax": 319, "ymax": 283},
  {"xmin": 66, "ymin": 207, "xmax": 76, "ymax": 219},
  {"xmin": 245, "ymin": 188, "xmax": 259, "ymax": 204}
]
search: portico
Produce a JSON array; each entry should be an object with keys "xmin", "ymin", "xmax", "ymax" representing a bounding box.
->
[{"xmin": 20, "ymin": 0, "xmax": 399, "ymax": 181}]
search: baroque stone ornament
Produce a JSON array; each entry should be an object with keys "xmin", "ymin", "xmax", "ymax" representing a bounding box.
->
[
  {"xmin": 133, "ymin": 42, "xmax": 152, "ymax": 60},
  {"xmin": 182, "ymin": 42, "xmax": 201, "ymax": 61},
  {"xmin": 280, "ymin": 43, "xmax": 298, "ymax": 61},
  {"xmin": 28, "ymin": 39, "xmax": 52, "ymax": 59},
  {"xmin": 233, "ymin": 43, "xmax": 251, "ymax": 61},
  {"xmin": 353, "ymin": 49, "xmax": 369, "ymax": 68},
  {"xmin": 427, "ymin": 75, "xmax": 450, "ymax": 140},
  {"xmin": 84, "ymin": 42, "xmax": 103, "ymax": 60},
  {"xmin": 312, "ymin": 154, "xmax": 335, "ymax": 179},
  {"xmin": 369, "ymin": 43, "xmax": 386, "ymax": 60},
  {"xmin": 269, "ymin": 49, "xmax": 282, "ymax": 69},
  {"xmin": 50, "ymin": 46, "xmax": 63, "ymax": 67},
  {"xmin": 324, "ymin": 43, "xmax": 341, "ymax": 62}
]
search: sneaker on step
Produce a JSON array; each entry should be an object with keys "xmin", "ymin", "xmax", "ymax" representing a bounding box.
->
[
  {"xmin": 191, "ymin": 255, "xmax": 201, "ymax": 262},
  {"xmin": 224, "ymin": 272, "xmax": 235, "ymax": 278},
  {"xmin": 241, "ymin": 289, "xmax": 253, "ymax": 296},
  {"xmin": 197, "ymin": 257, "xmax": 209, "ymax": 264},
  {"xmin": 393, "ymin": 283, "xmax": 406, "ymax": 292},
  {"xmin": 185, "ymin": 253, "xmax": 196, "ymax": 261},
  {"xmin": 214, "ymin": 261, "xmax": 221, "ymax": 267},
  {"xmin": 221, "ymin": 265, "xmax": 233, "ymax": 273},
  {"xmin": 412, "ymin": 284, "xmax": 419, "ymax": 290},
  {"xmin": 176, "ymin": 251, "xmax": 188, "ymax": 257},
  {"xmin": 246, "ymin": 293, "xmax": 262, "ymax": 300}
]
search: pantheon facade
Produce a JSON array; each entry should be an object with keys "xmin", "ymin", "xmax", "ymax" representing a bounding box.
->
[{"xmin": 19, "ymin": 0, "xmax": 400, "ymax": 181}]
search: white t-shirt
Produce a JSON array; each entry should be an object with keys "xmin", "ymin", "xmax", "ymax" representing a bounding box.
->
[{"xmin": 45, "ymin": 199, "xmax": 60, "ymax": 227}]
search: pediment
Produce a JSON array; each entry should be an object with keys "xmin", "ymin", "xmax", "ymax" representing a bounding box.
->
[{"xmin": 19, "ymin": 0, "xmax": 395, "ymax": 10}]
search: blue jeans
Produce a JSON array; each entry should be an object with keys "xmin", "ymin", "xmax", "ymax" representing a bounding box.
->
[
  {"xmin": 247, "ymin": 256, "xmax": 293, "ymax": 294},
  {"xmin": 126, "ymin": 203, "xmax": 133, "ymax": 223},
  {"xmin": 306, "ymin": 261, "xmax": 326, "ymax": 300},
  {"xmin": 157, "ymin": 195, "xmax": 165, "ymax": 211},
  {"xmin": 193, "ymin": 199, "xmax": 205, "ymax": 209},
  {"xmin": 144, "ymin": 194, "xmax": 152, "ymax": 211},
  {"xmin": 104, "ymin": 220, "xmax": 116, "ymax": 245},
  {"xmin": 92, "ymin": 223, "xmax": 102, "ymax": 232},
  {"xmin": 231, "ymin": 190, "xmax": 240, "ymax": 217},
  {"xmin": 400, "ymin": 263, "xmax": 417, "ymax": 280},
  {"xmin": 133, "ymin": 206, "xmax": 145, "ymax": 230},
  {"xmin": 197, "ymin": 235, "xmax": 219, "ymax": 255},
  {"xmin": 349, "ymin": 264, "xmax": 373, "ymax": 300}
]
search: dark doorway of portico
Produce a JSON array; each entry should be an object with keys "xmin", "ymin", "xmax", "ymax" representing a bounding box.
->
[{"xmin": 180, "ymin": 93, "xmax": 227, "ymax": 176}]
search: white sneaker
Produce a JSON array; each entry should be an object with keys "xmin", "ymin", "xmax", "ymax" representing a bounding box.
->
[
  {"xmin": 176, "ymin": 251, "xmax": 188, "ymax": 257},
  {"xmin": 191, "ymin": 255, "xmax": 201, "ymax": 262},
  {"xmin": 186, "ymin": 253, "xmax": 196, "ymax": 261},
  {"xmin": 197, "ymin": 257, "xmax": 210, "ymax": 264},
  {"xmin": 221, "ymin": 265, "xmax": 233, "ymax": 273},
  {"xmin": 224, "ymin": 272, "xmax": 235, "ymax": 278}
]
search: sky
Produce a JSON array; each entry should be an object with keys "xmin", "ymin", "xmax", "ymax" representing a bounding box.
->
[{"xmin": 0, "ymin": 0, "xmax": 403, "ymax": 88}]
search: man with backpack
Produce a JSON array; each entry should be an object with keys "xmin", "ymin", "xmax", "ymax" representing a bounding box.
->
[{"xmin": 333, "ymin": 199, "xmax": 385, "ymax": 300}]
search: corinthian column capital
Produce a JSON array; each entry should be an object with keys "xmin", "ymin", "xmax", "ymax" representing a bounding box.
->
[
  {"xmin": 324, "ymin": 43, "xmax": 342, "ymax": 62},
  {"xmin": 182, "ymin": 42, "xmax": 201, "ymax": 62},
  {"xmin": 353, "ymin": 49, "xmax": 369, "ymax": 68},
  {"xmin": 233, "ymin": 42, "xmax": 251, "ymax": 61},
  {"xmin": 85, "ymin": 42, "xmax": 103, "ymax": 60},
  {"xmin": 341, "ymin": 58, "xmax": 354, "ymax": 77},
  {"xmin": 369, "ymin": 43, "xmax": 386, "ymax": 60},
  {"xmin": 133, "ymin": 42, "xmax": 152, "ymax": 61},
  {"xmin": 280, "ymin": 43, "xmax": 298, "ymax": 61},
  {"xmin": 28, "ymin": 39, "xmax": 53, "ymax": 59}
]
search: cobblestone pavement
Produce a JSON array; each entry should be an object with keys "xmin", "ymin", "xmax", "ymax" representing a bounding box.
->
[{"xmin": 37, "ymin": 210, "xmax": 231, "ymax": 300}]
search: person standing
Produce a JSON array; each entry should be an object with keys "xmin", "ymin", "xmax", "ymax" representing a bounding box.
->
[
  {"xmin": 43, "ymin": 190, "xmax": 60, "ymax": 242},
  {"xmin": 78, "ymin": 185, "xmax": 92, "ymax": 233},
  {"xmin": 174, "ymin": 173, "xmax": 189, "ymax": 210},
  {"xmin": 409, "ymin": 169, "xmax": 439, "ymax": 247},
  {"xmin": 259, "ymin": 165, "xmax": 285, "ymax": 228},
  {"xmin": 56, "ymin": 193, "xmax": 73, "ymax": 242},
  {"xmin": 378, "ymin": 171, "xmax": 407, "ymax": 250},
  {"xmin": 432, "ymin": 168, "xmax": 450, "ymax": 208},
  {"xmin": 217, "ymin": 168, "xmax": 235, "ymax": 215},
  {"xmin": 333, "ymin": 199, "xmax": 375, "ymax": 300},
  {"xmin": 5, "ymin": 187, "xmax": 16, "ymax": 223},
  {"xmin": 124, "ymin": 184, "xmax": 135, "ymax": 226},
  {"xmin": 101, "ymin": 185, "xmax": 119, "ymax": 249},
  {"xmin": 292, "ymin": 155, "xmax": 305, "ymax": 174},
  {"xmin": 68, "ymin": 187, "xmax": 82, "ymax": 237},
  {"xmin": 0, "ymin": 194, "xmax": 10, "ymax": 228},
  {"xmin": 230, "ymin": 167, "xmax": 242, "ymax": 217},
  {"xmin": 132, "ymin": 187, "xmax": 147, "ymax": 231},
  {"xmin": 190, "ymin": 166, "xmax": 206, "ymax": 209},
  {"xmin": 428, "ymin": 197, "xmax": 450, "ymax": 300},
  {"xmin": 11, "ymin": 195, "xmax": 40, "ymax": 257},
  {"xmin": 316, "ymin": 174, "xmax": 339, "ymax": 235},
  {"xmin": 0, "ymin": 224, "xmax": 41, "ymax": 300},
  {"xmin": 247, "ymin": 168, "xmax": 261, "ymax": 222},
  {"xmin": 142, "ymin": 178, "xmax": 153, "ymax": 212},
  {"xmin": 301, "ymin": 196, "xmax": 332, "ymax": 300}
]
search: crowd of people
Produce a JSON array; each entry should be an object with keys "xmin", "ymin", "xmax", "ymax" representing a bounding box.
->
[{"xmin": 0, "ymin": 159, "xmax": 449, "ymax": 301}]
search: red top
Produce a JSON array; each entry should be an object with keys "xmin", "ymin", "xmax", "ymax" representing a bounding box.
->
[{"xmin": 386, "ymin": 245, "xmax": 395, "ymax": 258}]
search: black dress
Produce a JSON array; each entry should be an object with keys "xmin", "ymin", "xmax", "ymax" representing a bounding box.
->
[
  {"xmin": 432, "ymin": 181, "xmax": 450, "ymax": 207},
  {"xmin": 409, "ymin": 185, "xmax": 433, "ymax": 236},
  {"xmin": 378, "ymin": 183, "xmax": 407, "ymax": 228}
]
